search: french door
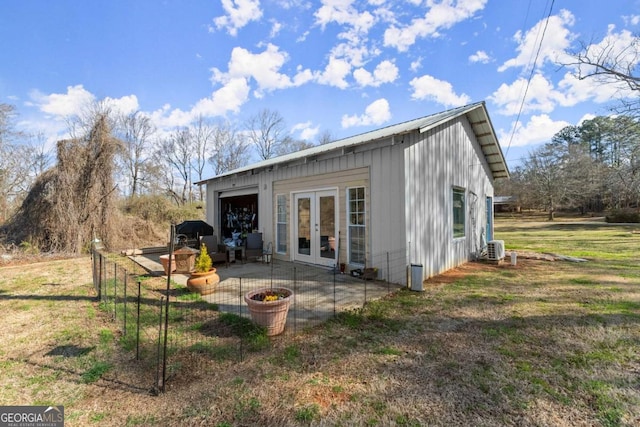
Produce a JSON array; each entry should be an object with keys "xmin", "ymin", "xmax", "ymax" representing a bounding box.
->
[{"xmin": 294, "ymin": 190, "xmax": 337, "ymax": 266}]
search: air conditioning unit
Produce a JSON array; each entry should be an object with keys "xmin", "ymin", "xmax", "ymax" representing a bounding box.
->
[{"xmin": 487, "ymin": 240, "xmax": 505, "ymax": 261}]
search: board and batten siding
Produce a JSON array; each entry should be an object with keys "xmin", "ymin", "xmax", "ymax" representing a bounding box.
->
[
  {"xmin": 404, "ymin": 115, "xmax": 494, "ymax": 279},
  {"xmin": 272, "ymin": 167, "xmax": 369, "ymax": 264},
  {"xmin": 204, "ymin": 112, "xmax": 496, "ymax": 285},
  {"xmin": 204, "ymin": 152, "xmax": 377, "ymax": 258}
]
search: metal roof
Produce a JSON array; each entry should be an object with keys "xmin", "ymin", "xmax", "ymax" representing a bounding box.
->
[{"xmin": 201, "ymin": 101, "xmax": 509, "ymax": 183}]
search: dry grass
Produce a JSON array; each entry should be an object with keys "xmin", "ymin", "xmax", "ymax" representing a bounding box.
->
[{"xmin": 0, "ymin": 219, "xmax": 639, "ymax": 426}]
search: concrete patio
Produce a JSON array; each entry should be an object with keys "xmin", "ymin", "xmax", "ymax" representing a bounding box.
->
[{"xmin": 130, "ymin": 250, "xmax": 403, "ymax": 333}]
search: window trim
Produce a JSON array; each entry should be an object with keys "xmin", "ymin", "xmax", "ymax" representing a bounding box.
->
[
  {"xmin": 347, "ymin": 186, "xmax": 366, "ymax": 266},
  {"xmin": 276, "ymin": 194, "xmax": 287, "ymax": 254},
  {"xmin": 452, "ymin": 187, "xmax": 466, "ymax": 240}
]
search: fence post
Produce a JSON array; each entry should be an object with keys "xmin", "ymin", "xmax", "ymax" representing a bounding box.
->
[
  {"xmin": 293, "ymin": 267, "xmax": 297, "ymax": 336},
  {"xmin": 99, "ymin": 254, "xmax": 103, "ymax": 302},
  {"xmin": 238, "ymin": 277, "xmax": 243, "ymax": 317},
  {"xmin": 161, "ymin": 224, "xmax": 176, "ymax": 393},
  {"xmin": 92, "ymin": 250, "xmax": 97, "ymax": 298},
  {"xmin": 239, "ymin": 276, "xmax": 243, "ymax": 362},
  {"xmin": 113, "ymin": 263, "xmax": 117, "ymax": 320},
  {"xmin": 123, "ymin": 270, "xmax": 128, "ymax": 335},
  {"xmin": 333, "ymin": 262, "xmax": 336, "ymax": 317},
  {"xmin": 156, "ymin": 296, "xmax": 165, "ymax": 393},
  {"xmin": 364, "ymin": 276, "xmax": 368, "ymax": 307},
  {"xmin": 136, "ymin": 280, "xmax": 141, "ymax": 361}
]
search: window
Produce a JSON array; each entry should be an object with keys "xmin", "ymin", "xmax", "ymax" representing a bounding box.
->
[
  {"xmin": 453, "ymin": 187, "xmax": 465, "ymax": 239},
  {"xmin": 347, "ymin": 187, "xmax": 366, "ymax": 265},
  {"xmin": 276, "ymin": 194, "xmax": 287, "ymax": 253}
]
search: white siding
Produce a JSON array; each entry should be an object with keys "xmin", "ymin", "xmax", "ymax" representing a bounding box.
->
[
  {"xmin": 404, "ymin": 116, "xmax": 494, "ymax": 279},
  {"xmin": 204, "ymin": 113, "xmax": 496, "ymax": 285},
  {"xmin": 272, "ymin": 167, "xmax": 369, "ymax": 264}
]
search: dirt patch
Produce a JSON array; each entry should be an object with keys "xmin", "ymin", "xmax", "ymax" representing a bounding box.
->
[{"xmin": 423, "ymin": 258, "xmax": 538, "ymax": 285}]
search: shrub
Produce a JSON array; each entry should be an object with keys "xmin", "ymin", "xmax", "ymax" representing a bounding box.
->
[
  {"xmin": 605, "ymin": 209, "xmax": 640, "ymax": 223},
  {"xmin": 194, "ymin": 243, "xmax": 212, "ymax": 273}
]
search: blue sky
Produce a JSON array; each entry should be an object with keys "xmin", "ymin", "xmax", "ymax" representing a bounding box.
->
[{"xmin": 1, "ymin": 0, "xmax": 638, "ymax": 169}]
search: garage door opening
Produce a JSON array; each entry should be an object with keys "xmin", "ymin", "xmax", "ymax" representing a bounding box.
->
[{"xmin": 219, "ymin": 193, "xmax": 258, "ymax": 242}]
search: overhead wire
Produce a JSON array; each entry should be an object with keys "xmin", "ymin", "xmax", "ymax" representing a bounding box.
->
[{"xmin": 505, "ymin": 0, "xmax": 556, "ymax": 158}]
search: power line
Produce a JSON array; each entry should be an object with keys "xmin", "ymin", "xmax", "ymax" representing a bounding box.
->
[{"xmin": 505, "ymin": 0, "xmax": 556, "ymax": 158}]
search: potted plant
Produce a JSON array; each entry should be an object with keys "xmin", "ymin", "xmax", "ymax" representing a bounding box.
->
[
  {"xmin": 244, "ymin": 287, "xmax": 294, "ymax": 336},
  {"xmin": 186, "ymin": 243, "xmax": 220, "ymax": 295}
]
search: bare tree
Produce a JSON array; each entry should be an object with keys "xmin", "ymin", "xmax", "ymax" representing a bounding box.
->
[
  {"xmin": 568, "ymin": 37, "xmax": 640, "ymax": 91},
  {"xmin": 117, "ymin": 111, "xmax": 155, "ymax": 198},
  {"xmin": 565, "ymin": 35, "xmax": 640, "ymax": 116},
  {"xmin": 155, "ymin": 127, "xmax": 193, "ymax": 205},
  {"xmin": 275, "ymin": 136, "xmax": 316, "ymax": 156},
  {"xmin": 209, "ymin": 120, "xmax": 250, "ymax": 175},
  {"xmin": 0, "ymin": 104, "xmax": 19, "ymax": 222},
  {"xmin": 316, "ymin": 129, "xmax": 335, "ymax": 145},
  {"xmin": 0, "ymin": 105, "xmax": 48, "ymax": 223},
  {"xmin": 6, "ymin": 106, "xmax": 122, "ymax": 253},
  {"xmin": 26, "ymin": 132, "xmax": 54, "ymax": 178},
  {"xmin": 245, "ymin": 109, "xmax": 288, "ymax": 160},
  {"xmin": 521, "ymin": 144, "xmax": 570, "ymax": 220},
  {"xmin": 191, "ymin": 115, "xmax": 215, "ymax": 201}
]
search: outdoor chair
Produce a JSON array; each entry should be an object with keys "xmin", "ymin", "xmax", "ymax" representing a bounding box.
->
[
  {"xmin": 244, "ymin": 232, "xmax": 264, "ymax": 262},
  {"xmin": 199, "ymin": 234, "xmax": 228, "ymax": 267}
]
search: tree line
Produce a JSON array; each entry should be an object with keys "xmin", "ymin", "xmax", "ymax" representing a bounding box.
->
[
  {"xmin": 0, "ymin": 102, "xmax": 334, "ymax": 223},
  {"xmin": 497, "ymin": 115, "xmax": 640, "ymax": 219}
]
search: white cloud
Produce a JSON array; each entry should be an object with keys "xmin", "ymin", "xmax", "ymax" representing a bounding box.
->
[
  {"xmin": 498, "ymin": 114, "xmax": 570, "ymax": 148},
  {"xmin": 469, "ymin": 50, "xmax": 490, "ymax": 63},
  {"xmin": 22, "ymin": 85, "xmax": 140, "ymax": 149},
  {"xmin": 561, "ymin": 27, "xmax": 639, "ymax": 99},
  {"xmin": 577, "ymin": 113, "xmax": 596, "ymax": 125},
  {"xmin": 410, "ymin": 57, "xmax": 423, "ymax": 72},
  {"xmin": 316, "ymin": 55, "xmax": 352, "ymax": 88},
  {"xmin": 409, "ymin": 74, "xmax": 471, "ymax": 107},
  {"xmin": 498, "ymin": 9, "xmax": 575, "ymax": 72},
  {"xmin": 213, "ymin": 0, "xmax": 263, "ymax": 36},
  {"xmin": 384, "ymin": 0, "xmax": 488, "ymax": 52},
  {"xmin": 313, "ymin": 0, "xmax": 392, "ymax": 70},
  {"xmin": 270, "ymin": 20, "xmax": 283, "ymax": 38},
  {"xmin": 315, "ymin": 0, "xmax": 376, "ymax": 35},
  {"xmin": 147, "ymin": 78, "xmax": 251, "ymax": 130},
  {"xmin": 341, "ymin": 98, "xmax": 391, "ymax": 128},
  {"xmin": 492, "ymin": 27, "xmax": 639, "ymax": 117},
  {"xmin": 27, "ymin": 85, "xmax": 139, "ymax": 118},
  {"xmin": 490, "ymin": 73, "xmax": 565, "ymax": 115},
  {"xmin": 292, "ymin": 121, "xmax": 320, "ymax": 140},
  {"xmin": 296, "ymin": 30, "xmax": 310, "ymax": 42},
  {"xmin": 557, "ymin": 71, "xmax": 627, "ymax": 106},
  {"xmin": 353, "ymin": 60, "xmax": 398, "ymax": 87},
  {"xmin": 104, "ymin": 94, "xmax": 139, "ymax": 115},
  {"xmin": 29, "ymin": 85, "xmax": 96, "ymax": 117},
  {"xmin": 212, "ymin": 44, "xmax": 313, "ymax": 98},
  {"xmin": 200, "ymin": 78, "xmax": 251, "ymax": 115},
  {"xmin": 623, "ymin": 15, "xmax": 640, "ymax": 26}
]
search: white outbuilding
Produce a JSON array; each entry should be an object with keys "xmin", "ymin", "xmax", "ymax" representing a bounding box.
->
[{"xmin": 198, "ymin": 101, "xmax": 509, "ymax": 284}]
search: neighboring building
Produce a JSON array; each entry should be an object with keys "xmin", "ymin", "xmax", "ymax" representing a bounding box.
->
[{"xmin": 198, "ymin": 102, "xmax": 509, "ymax": 284}]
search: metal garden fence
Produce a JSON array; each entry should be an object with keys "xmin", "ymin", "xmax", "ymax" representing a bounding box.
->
[{"xmin": 91, "ymin": 244, "xmax": 407, "ymax": 393}]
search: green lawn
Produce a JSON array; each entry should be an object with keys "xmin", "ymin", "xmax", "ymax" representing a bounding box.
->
[{"xmin": 1, "ymin": 217, "xmax": 639, "ymax": 426}]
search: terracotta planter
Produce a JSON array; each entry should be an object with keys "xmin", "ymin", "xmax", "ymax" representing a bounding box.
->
[
  {"xmin": 159, "ymin": 254, "xmax": 176, "ymax": 275},
  {"xmin": 186, "ymin": 269, "xmax": 220, "ymax": 295},
  {"xmin": 244, "ymin": 287, "xmax": 293, "ymax": 336}
]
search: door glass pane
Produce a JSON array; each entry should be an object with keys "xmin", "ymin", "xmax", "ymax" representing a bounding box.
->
[
  {"xmin": 319, "ymin": 195, "xmax": 335, "ymax": 260},
  {"xmin": 297, "ymin": 197, "xmax": 311, "ymax": 255}
]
